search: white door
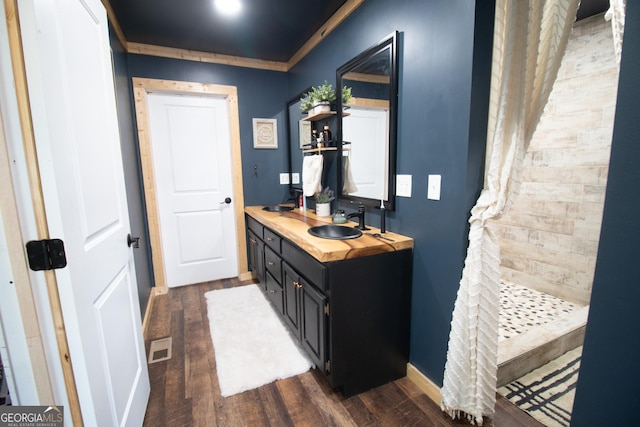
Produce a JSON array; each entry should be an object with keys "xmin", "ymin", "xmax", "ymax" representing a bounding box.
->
[
  {"xmin": 343, "ymin": 106, "xmax": 389, "ymax": 200},
  {"xmin": 147, "ymin": 93, "xmax": 238, "ymax": 288},
  {"xmin": 19, "ymin": 0, "xmax": 149, "ymax": 425}
]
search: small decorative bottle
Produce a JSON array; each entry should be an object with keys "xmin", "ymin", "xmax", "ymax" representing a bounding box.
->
[{"xmin": 323, "ymin": 125, "xmax": 332, "ymax": 145}]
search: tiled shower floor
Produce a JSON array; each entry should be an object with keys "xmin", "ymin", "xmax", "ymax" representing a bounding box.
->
[{"xmin": 499, "ymin": 281, "xmax": 581, "ymax": 342}]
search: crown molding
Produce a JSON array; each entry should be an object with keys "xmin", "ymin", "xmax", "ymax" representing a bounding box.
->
[
  {"xmin": 101, "ymin": 0, "xmax": 364, "ymax": 72},
  {"xmin": 127, "ymin": 42, "xmax": 288, "ymax": 72},
  {"xmin": 286, "ymin": 0, "xmax": 364, "ymax": 70}
]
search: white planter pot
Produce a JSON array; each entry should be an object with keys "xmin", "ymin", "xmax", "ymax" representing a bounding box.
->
[
  {"xmin": 313, "ymin": 103, "xmax": 331, "ymax": 114},
  {"xmin": 315, "ymin": 202, "xmax": 331, "ymax": 217}
]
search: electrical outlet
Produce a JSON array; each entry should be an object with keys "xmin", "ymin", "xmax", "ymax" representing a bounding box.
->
[
  {"xmin": 396, "ymin": 174, "xmax": 412, "ymax": 198},
  {"xmin": 292, "ymin": 173, "xmax": 300, "ymax": 184},
  {"xmin": 428, "ymin": 174, "xmax": 441, "ymax": 200},
  {"xmin": 279, "ymin": 173, "xmax": 289, "ymax": 185}
]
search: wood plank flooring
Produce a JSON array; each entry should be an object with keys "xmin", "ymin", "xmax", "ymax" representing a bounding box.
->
[{"xmin": 143, "ymin": 278, "xmax": 543, "ymax": 426}]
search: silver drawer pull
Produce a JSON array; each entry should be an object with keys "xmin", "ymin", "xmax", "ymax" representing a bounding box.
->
[
  {"xmin": 268, "ymin": 289, "xmax": 277, "ymax": 293},
  {"xmin": 268, "ymin": 262, "xmax": 274, "ymax": 266},
  {"xmin": 267, "ymin": 237, "xmax": 273, "ymax": 241}
]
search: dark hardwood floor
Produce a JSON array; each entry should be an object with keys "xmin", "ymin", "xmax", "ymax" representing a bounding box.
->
[{"xmin": 143, "ymin": 278, "xmax": 543, "ymax": 426}]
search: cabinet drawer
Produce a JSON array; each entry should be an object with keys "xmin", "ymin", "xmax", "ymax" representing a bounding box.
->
[
  {"xmin": 264, "ymin": 246, "xmax": 282, "ymax": 281},
  {"xmin": 263, "ymin": 228, "xmax": 282, "ymax": 252},
  {"xmin": 282, "ymin": 240, "xmax": 325, "ymax": 290},
  {"xmin": 265, "ymin": 271, "xmax": 284, "ymax": 314},
  {"xmin": 247, "ymin": 216, "xmax": 263, "ymax": 240}
]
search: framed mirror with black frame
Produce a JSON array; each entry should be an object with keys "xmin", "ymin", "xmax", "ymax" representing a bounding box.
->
[
  {"xmin": 286, "ymin": 87, "xmax": 312, "ymax": 200},
  {"xmin": 336, "ymin": 31, "xmax": 399, "ymax": 211}
]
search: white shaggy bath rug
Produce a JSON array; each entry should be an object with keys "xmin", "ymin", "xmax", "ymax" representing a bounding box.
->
[{"xmin": 205, "ymin": 284, "xmax": 313, "ymax": 397}]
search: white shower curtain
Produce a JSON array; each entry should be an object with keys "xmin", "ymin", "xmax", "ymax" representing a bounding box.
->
[
  {"xmin": 440, "ymin": 1, "xmax": 579, "ymax": 424},
  {"xmin": 605, "ymin": 0, "xmax": 626, "ymax": 66}
]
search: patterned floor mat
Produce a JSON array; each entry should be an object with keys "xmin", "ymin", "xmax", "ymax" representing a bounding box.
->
[{"xmin": 498, "ymin": 346, "xmax": 582, "ymax": 427}]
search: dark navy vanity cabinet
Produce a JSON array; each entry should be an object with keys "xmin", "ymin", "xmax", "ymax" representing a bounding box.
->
[{"xmin": 246, "ymin": 213, "xmax": 412, "ymax": 397}]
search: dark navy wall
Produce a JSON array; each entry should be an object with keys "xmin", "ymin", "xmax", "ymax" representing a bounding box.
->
[
  {"xmin": 111, "ymin": 1, "xmax": 640, "ymax": 421},
  {"xmin": 288, "ymin": 0, "xmax": 492, "ymax": 384},
  {"xmin": 126, "ymin": 56, "xmax": 290, "ymax": 206},
  {"xmin": 571, "ymin": 1, "xmax": 640, "ymax": 424},
  {"xmin": 110, "ymin": 26, "xmax": 153, "ymax": 315}
]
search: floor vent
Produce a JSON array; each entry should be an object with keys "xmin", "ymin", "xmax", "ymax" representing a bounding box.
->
[{"xmin": 148, "ymin": 337, "xmax": 172, "ymax": 364}]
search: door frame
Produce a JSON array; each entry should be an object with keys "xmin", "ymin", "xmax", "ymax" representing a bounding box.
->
[
  {"xmin": 2, "ymin": 0, "xmax": 82, "ymax": 422},
  {"xmin": 0, "ymin": 93, "xmax": 55, "ymax": 406},
  {"xmin": 132, "ymin": 78, "xmax": 249, "ymax": 293}
]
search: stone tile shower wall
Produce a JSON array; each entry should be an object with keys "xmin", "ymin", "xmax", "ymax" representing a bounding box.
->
[{"xmin": 495, "ymin": 14, "xmax": 619, "ymax": 305}]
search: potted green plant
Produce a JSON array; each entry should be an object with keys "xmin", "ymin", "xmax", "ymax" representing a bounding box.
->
[
  {"xmin": 310, "ymin": 82, "xmax": 335, "ymax": 114},
  {"xmin": 312, "ymin": 81, "xmax": 337, "ymax": 107},
  {"xmin": 314, "ymin": 186, "xmax": 334, "ymax": 217},
  {"xmin": 300, "ymin": 81, "xmax": 338, "ymax": 115},
  {"xmin": 341, "ymin": 85, "xmax": 352, "ymax": 106},
  {"xmin": 300, "ymin": 93, "xmax": 314, "ymax": 112},
  {"xmin": 300, "ymin": 82, "xmax": 352, "ymax": 114}
]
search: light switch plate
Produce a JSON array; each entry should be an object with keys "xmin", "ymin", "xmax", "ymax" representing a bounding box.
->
[
  {"xmin": 292, "ymin": 173, "xmax": 300, "ymax": 184},
  {"xmin": 279, "ymin": 173, "xmax": 289, "ymax": 185},
  {"xmin": 428, "ymin": 174, "xmax": 441, "ymax": 200},
  {"xmin": 396, "ymin": 174, "xmax": 412, "ymax": 198}
]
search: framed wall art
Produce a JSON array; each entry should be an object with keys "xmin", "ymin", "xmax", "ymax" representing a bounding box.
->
[
  {"xmin": 252, "ymin": 118, "xmax": 278, "ymax": 149},
  {"xmin": 299, "ymin": 120, "xmax": 311, "ymax": 149}
]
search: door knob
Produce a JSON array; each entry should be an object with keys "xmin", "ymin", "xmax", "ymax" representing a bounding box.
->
[
  {"xmin": 220, "ymin": 197, "xmax": 232, "ymax": 205},
  {"xmin": 127, "ymin": 233, "xmax": 140, "ymax": 248}
]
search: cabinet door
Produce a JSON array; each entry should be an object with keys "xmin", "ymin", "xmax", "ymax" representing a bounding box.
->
[
  {"xmin": 282, "ymin": 263, "xmax": 301, "ymax": 334},
  {"xmin": 248, "ymin": 230, "xmax": 265, "ymax": 283},
  {"xmin": 256, "ymin": 241, "xmax": 265, "ymax": 283},
  {"xmin": 248, "ymin": 230, "xmax": 257, "ymax": 270},
  {"xmin": 282, "ymin": 262, "xmax": 327, "ymax": 369},
  {"xmin": 300, "ymin": 278, "xmax": 327, "ymax": 370}
]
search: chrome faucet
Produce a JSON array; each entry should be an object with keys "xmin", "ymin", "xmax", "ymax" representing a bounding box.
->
[{"xmin": 347, "ymin": 205, "xmax": 369, "ymax": 230}]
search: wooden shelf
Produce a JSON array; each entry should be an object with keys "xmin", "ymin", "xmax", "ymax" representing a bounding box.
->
[
  {"xmin": 302, "ymin": 146, "xmax": 338, "ymax": 154},
  {"xmin": 302, "ymin": 111, "xmax": 337, "ymax": 121},
  {"xmin": 301, "ymin": 110, "xmax": 350, "ymax": 121}
]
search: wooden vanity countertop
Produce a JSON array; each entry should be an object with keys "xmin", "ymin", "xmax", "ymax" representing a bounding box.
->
[{"xmin": 245, "ymin": 205, "xmax": 414, "ymax": 263}]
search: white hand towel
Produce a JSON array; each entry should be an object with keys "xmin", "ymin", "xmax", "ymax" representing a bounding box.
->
[
  {"xmin": 302, "ymin": 155, "xmax": 323, "ymax": 197},
  {"xmin": 342, "ymin": 155, "xmax": 358, "ymax": 194}
]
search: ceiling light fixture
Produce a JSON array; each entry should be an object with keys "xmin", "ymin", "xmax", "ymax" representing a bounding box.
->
[{"xmin": 214, "ymin": 0, "xmax": 242, "ymax": 16}]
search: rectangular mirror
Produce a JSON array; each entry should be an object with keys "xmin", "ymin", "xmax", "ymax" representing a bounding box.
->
[
  {"xmin": 286, "ymin": 87, "xmax": 312, "ymax": 195},
  {"xmin": 337, "ymin": 31, "xmax": 399, "ymax": 211}
]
